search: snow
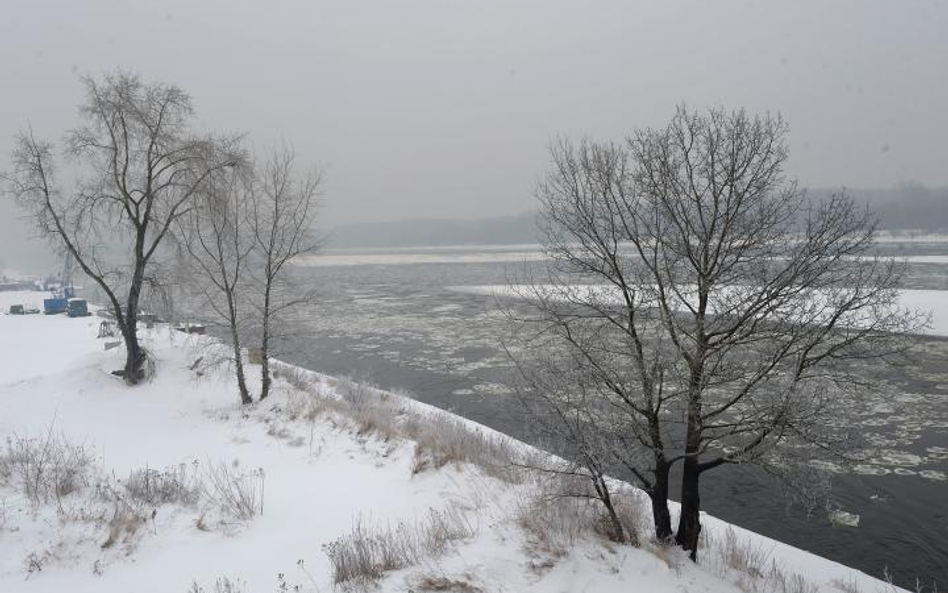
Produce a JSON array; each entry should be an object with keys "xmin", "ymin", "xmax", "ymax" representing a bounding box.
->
[
  {"xmin": 0, "ymin": 290, "xmax": 909, "ymax": 593},
  {"xmin": 873, "ymin": 232, "xmax": 948, "ymax": 244},
  {"xmin": 451, "ymin": 285, "xmax": 948, "ymax": 337},
  {"xmin": 293, "ymin": 237, "xmax": 948, "ymax": 268},
  {"xmin": 880, "ymin": 255, "xmax": 948, "ymax": 264},
  {"xmin": 899, "ymin": 289, "xmax": 948, "ymax": 335},
  {"xmin": 295, "ymin": 248, "xmax": 549, "ymax": 267}
]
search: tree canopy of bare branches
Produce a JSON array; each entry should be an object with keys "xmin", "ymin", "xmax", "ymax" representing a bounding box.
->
[
  {"xmin": 510, "ymin": 106, "xmax": 925, "ymax": 559},
  {"xmin": 248, "ymin": 146, "xmax": 321, "ymax": 401},
  {"xmin": 3, "ymin": 71, "xmax": 242, "ymax": 383},
  {"xmin": 176, "ymin": 145, "xmax": 320, "ymax": 405},
  {"xmin": 177, "ymin": 166, "xmax": 255, "ymax": 404}
]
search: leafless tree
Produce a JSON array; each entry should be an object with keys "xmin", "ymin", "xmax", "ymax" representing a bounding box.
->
[
  {"xmin": 505, "ymin": 334, "xmax": 639, "ymax": 545},
  {"xmin": 511, "ymin": 106, "xmax": 924, "ymax": 558},
  {"xmin": 3, "ymin": 71, "xmax": 241, "ymax": 384},
  {"xmin": 505, "ymin": 278, "xmax": 678, "ymax": 544},
  {"xmin": 177, "ymin": 166, "xmax": 255, "ymax": 404},
  {"xmin": 248, "ymin": 146, "xmax": 321, "ymax": 400}
]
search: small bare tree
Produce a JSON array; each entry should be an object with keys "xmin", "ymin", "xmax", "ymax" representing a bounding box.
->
[
  {"xmin": 506, "ymin": 337, "xmax": 639, "ymax": 545},
  {"xmin": 3, "ymin": 71, "xmax": 241, "ymax": 383},
  {"xmin": 505, "ymin": 278, "xmax": 678, "ymax": 543},
  {"xmin": 512, "ymin": 106, "xmax": 924, "ymax": 558},
  {"xmin": 248, "ymin": 146, "xmax": 321, "ymax": 400},
  {"xmin": 177, "ymin": 167, "xmax": 255, "ymax": 404}
]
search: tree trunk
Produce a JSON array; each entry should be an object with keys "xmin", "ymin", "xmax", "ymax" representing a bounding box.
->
[
  {"xmin": 676, "ymin": 356, "xmax": 706, "ymax": 560},
  {"xmin": 259, "ymin": 351, "xmax": 271, "ymax": 400},
  {"xmin": 602, "ymin": 497, "xmax": 629, "ymax": 545},
  {"xmin": 593, "ymin": 475, "xmax": 634, "ymax": 545},
  {"xmin": 227, "ymin": 298, "xmax": 252, "ymax": 405},
  {"xmin": 232, "ymin": 343, "xmax": 252, "ymax": 405},
  {"xmin": 258, "ymin": 284, "xmax": 272, "ymax": 400},
  {"xmin": 122, "ymin": 319, "xmax": 146, "ymax": 384},
  {"xmin": 675, "ymin": 457, "xmax": 702, "ymax": 560},
  {"xmin": 650, "ymin": 461, "xmax": 673, "ymax": 542},
  {"xmin": 122, "ymin": 279, "xmax": 146, "ymax": 385},
  {"xmin": 120, "ymin": 232, "xmax": 149, "ymax": 385}
]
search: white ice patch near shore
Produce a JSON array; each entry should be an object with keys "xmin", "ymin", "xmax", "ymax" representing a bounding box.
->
[
  {"xmin": 295, "ymin": 247, "xmax": 551, "ymax": 267},
  {"xmin": 829, "ymin": 510, "xmax": 861, "ymax": 528},
  {"xmin": 450, "ymin": 285, "xmax": 948, "ymax": 337}
]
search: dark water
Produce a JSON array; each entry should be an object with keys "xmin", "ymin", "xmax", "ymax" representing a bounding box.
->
[{"xmin": 268, "ymin": 245, "xmax": 948, "ymax": 589}]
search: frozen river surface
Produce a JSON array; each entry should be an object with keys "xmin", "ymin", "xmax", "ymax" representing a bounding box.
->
[{"xmin": 270, "ymin": 242, "xmax": 948, "ymax": 588}]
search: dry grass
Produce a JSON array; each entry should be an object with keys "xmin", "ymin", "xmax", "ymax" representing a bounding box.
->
[
  {"xmin": 0, "ymin": 427, "xmax": 269, "ymax": 576},
  {"xmin": 0, "ymin": 430, "xmax": 95, "ymax": 509},
  {"xmin": 721, "ymin": 527, "xmax": 770, "ymax": 578},
  {"xmin": 515, "ymin": 471, "xmax": 643, "ymax": 559},
  {"xmin": 516, "ymin": 493, "xmax": 596, "ymax": 558},
  {"xmin": 201, "ymin": 461, "xmax": 265, "ymax": 522},
  {"xmin": 766, "ymin": 569, "xmax": 820, "ymax": 593},
  {"xmin": 272, "ymin": 363, "xmax": 322, "ymax": 397},
  {"xmin": 122, "ymin": 464, "xmax": 202, "ymax": 507},
  {"xmin": 283, "ymin": 386, "xmax": 346, "ymax": 423},
  {"xmin": 409, "ymin": 574, "xmax": 483, "ymax": 592},
  {"xmin": 323, "ymin": 506, "xmax": 475, "ymax": 590},
  {"xmin": 830, "ymin": 576, "xmax": 863, "ymax": 593},
  {"xmin": 100, "ymin": 503, "xmax": 146, "ymax": 550},
  {"xmin": 404, "ymin": 413, "xmax": 515, "ymax": 479},
  {"xmin": 273, "ymin": 370, "xmax": 518, "ymax": 481},
  {"xmin": 272, "ymin": 367, "xmax": 662, "ymax": 579},
  {"xmin": 704, "ymin": 527, "xmax": 822, "ymax": 593},
  {"xmin": 187, "ymin": 576, "xmax": 246, "ymax": 593}
]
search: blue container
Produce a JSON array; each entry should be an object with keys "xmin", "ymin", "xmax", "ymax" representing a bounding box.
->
[
  {"xmin": 67, "ymin": 299, "xmax": 89, "ymax": 317},
  {"xmin": 43, "ymin": 297, "xmax": 68, "ymax": 315}
]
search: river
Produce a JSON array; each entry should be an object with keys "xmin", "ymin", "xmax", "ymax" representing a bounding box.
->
[{"xmin": 266, "ymin": 241, "xmax": 948, "ymax": 589}]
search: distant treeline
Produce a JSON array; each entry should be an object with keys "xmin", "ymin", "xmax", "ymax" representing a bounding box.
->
[
  {"xmin": 4, "ymin": 186, "xmax": 946, "ymax": 259},
  {"xmin": 324, "ymin": 212, "xmax": 541, "ymax": 249},
  {"xmin": 812, "ymin": 186, "xmax": 948, "ymax": 232},
  {"xmin": 325, "ymin": 186, "xmax": 948, "ymax": 249}
]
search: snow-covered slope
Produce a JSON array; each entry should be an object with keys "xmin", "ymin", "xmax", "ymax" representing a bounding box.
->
[{"xmin": 0, "ymin": 291, "xmax": 907, "ymax": 593}]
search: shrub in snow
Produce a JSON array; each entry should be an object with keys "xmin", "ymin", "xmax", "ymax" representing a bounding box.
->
[
  {"xmin": 337, "ymin": 378, "xmax": 379, "ymax": 414},
  {"xmin": 272, "ymin": 364, "xmax": 321, "ymax": 397},
  {"xmin": 403, "ymin": 412, "xmax": 515, "ymax": 479},
  {"xmin": 720, "ymin": 527, "xmax": 769, "ymax": 577},
  {"xmin": 767, "ymin": 571, "xmax": 820, "ymax": 593},
  {"xmin": 187, "ymin": 576, "xmax": 246, "ymax": 593},
  {"xmin": 514, "ymin": 468, "xmax": 642, "ymax": 557},
  {"xmin": 123, "ymin": 465, "xmax": 202, "ymax": 507},
  {"xmin": 702, "ymin": 527, "xmax": 824, "ymax": 593},
  {"xmin": 201, "ymin": 461, "xmax": 265, "ymax": 522},
  {"xmin": 0, "ymin": 431, "xmax": 95, "ymax": 509},
  {"xmin": 323, "ymin": 507, "xmax": 474, "ymax": 588},
  {"xmin": 100, "ymin": 502, "xmax": 146, "ymax": 550},
  {"xmin": 277, "ymin": 371, "xmax": 516, "ymax": 479},
  {"xmin": 407, "ymin": 574, "xmax": 482, "ymax": 593},
  {"xmin": 24, "ymin": 550, "xmax": 47, "ymax": 578},
  {"xmin": 0, "ymin": 428, "xmax": 271, "ymax": 575},
  {"xmin": 516, "ymin": 491, "xmax": 593, "ymax": 557}
]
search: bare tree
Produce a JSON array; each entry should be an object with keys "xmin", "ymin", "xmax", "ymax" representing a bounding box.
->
[
  {"xmin": 513, "ymin": 106, "xmax": 924, "ymax": 558},
  {"xmin": 505, "ymin": 332, "xmax": 639, "ymax": 545},
  {"xmin": 505, "ymin": 277, "xmax": 679, "ymax": 543},
  {"xmin": 248, "ymin": 146, "xmax": 321, "ymax": 400},
  {"xmin": 177, "ymin": 167, "xmax": 254, "ymax": 404},
  {"xmin": 3, "ymin": 71, "xmax": 241, "ymax": 384}
]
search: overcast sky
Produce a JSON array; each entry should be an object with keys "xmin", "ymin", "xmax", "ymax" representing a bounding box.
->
[{"xmin": 2, "ymin": 0, "xmax": 947, "ymax": 235}]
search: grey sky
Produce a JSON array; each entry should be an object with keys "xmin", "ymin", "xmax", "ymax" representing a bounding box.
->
[{"xmin": 1, "ymin": 0, "xmax": 947, "ymax": 232}]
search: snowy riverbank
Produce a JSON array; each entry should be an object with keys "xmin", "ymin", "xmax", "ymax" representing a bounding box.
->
[{"xmin": 0, "ymin": 290, "xmax": 911, "ymax": 593}]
